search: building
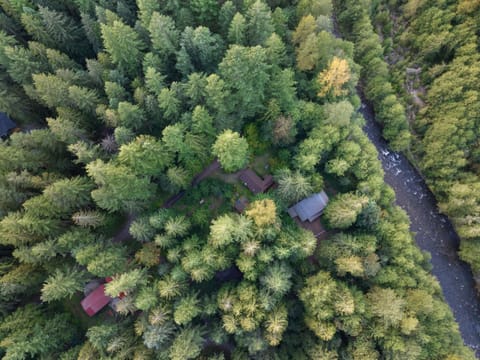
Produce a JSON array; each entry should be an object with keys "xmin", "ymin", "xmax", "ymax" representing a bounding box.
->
[
  {"xmin": 234, "ymin": 196, "xmax": 249, "ymax": 213},
  {"xmin": 288, "ymin": 191, "xmax": 329, "ymax": 222},
  {"xmin": 239, "ymin": 169, "xmax": 274, "ymax": 194},
  {"xmin": 81, "ymin": 284, "xmax": 112, "ymax": 317},
  {"xmin": 0, "ymin": 112, "xmax": 16, "ymax": 138}
]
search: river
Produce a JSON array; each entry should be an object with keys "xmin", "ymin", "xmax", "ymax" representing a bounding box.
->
[{"xmin": 359, "ymin": 102, "xmax": 480, "ymax": 355}]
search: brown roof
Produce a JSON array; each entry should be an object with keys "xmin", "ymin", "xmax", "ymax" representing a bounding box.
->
[
  {"xmin": 294, "ymin": 217, "xmax": 326, "ymax": 239},
  {"xmin": 239, "ymin": 169, "xmax": 274, "ymax": 194},
  {"xmin": 234, "ymin": 196, "xmax": 249, "ymax": 213}
]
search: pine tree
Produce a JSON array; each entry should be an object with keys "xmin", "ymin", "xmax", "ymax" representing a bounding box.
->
[
  {"xmin": 118, "ymin": 135, "xmax": 166, "ymax": 177},
  {"xmin": 101, "ymin": 18, "xmax": 144, "ymax": 77},
  {"xmin": 323, "ymin": 192, "xmax": 369, "ymax": 229},
  {"xmin": 190, "ymin": 0, "xmax": 219, "ymax": 27},
  {"xmin": 87, "ymin": 159, "xmax": 156, "ymax": 212},
  {"xmin": 176, "ymin": 26, "xmax": 224, "ymax": 76},
  {"xmin": 148, "ymin": 13, "xmax": 179, "ymax": 62},
  {"xmin": 137, "ymin": 0, "xmax": 160, "ymax": 28},
  {"xmin": 157, "ymin": 86, "xmax": 180, "ymax": 121},
  {"xmin": 0, "ymin": 305, "xmax": 77, "ymax": 359},
  {"xmin": 169, "ymin": 326, "xmax": 204, "ymax": 360},
  {"xmin": 227, "ymin": 13, "xmax": 246, "ymax": 45},
  {"xmin": 218, "ymin": 1, "xmax": 236, "ymax": 34},
  {"xmin": 37, "ymin": 6, "xmax": 89, "ymax": 57},
  {"xmin": 246, "ymin": 0, "xmax": 274, "ymax": 46},
  {"xmin": 218, "ymin": 45, "xmax": 270, "ymax": 120},
  {"xmin": 245, "ymin": 199, "xmax": 277, "ymax": 227},
  {"xmin": 275, "ymin": 169, "xmax": 313, "ymax": 204},
  {"xmin": 212, "ymin": 130, "xmax": 249, "ymax": 173},
  {"xmin": 104, "ymin": 269, "xmax": 147, "ymax": 297},
  {"xmin": 41, "ymin": 267, "xmax": 87, "ymax": 302},
  {"xmin": 173, "ymin": 292, "xmax": 201, "ymax": 325},
  {"xmin": 72, "ymin": 210, "xmax": 105, "ymax": 228}
]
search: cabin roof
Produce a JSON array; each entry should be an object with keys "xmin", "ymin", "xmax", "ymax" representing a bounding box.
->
[
  {"xmin": 288, "ymin": 191, "xmax": 329, "ymax": 222},
  {"xmin": 234, "ymin": 196, "xmax": 249, "ymax": 213},
  {"xmin": 0, "ymin": 113, "xmax": 16, "ymax": 138},
  {"xmin": 81, "ymin": 284, "xmax": 112, "ymax": 317},
  {"xmin": 239, "ymin": 169, "xmax": 274, "ymax": 194}
]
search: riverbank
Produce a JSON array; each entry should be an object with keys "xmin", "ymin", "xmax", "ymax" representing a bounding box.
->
[{"xmin": 359, "ymin": 100, "xmax": 480, "ymax": 355}]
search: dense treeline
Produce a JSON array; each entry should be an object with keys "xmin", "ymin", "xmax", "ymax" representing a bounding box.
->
[
  {"xmin": 368, "ymin": 0, "xmax": 480, "ymax": 287},
  {"xmin": 334, "ymin": 0, "xmax": 411, "ymax": 151},
  {"xmin": 0, "ymin": 0, "xmax": 473, "ymax": 359}
]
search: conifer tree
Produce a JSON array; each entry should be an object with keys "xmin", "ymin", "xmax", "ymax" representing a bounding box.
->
[{"xmin": 101, "ymin": 18, "xmax": 144, "ymax": 77}]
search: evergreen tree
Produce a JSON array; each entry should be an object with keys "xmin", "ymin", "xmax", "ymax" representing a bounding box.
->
[
  {"xmin": 323, "ymin": 193, "xmax": 369, "ymax": 229},
  {"xmin": 218, "ymin": 45, "xmax": 270, "ymax": 120},
  {"xmin": 105, "ymin": 269, "xmax": 147, "ymax": 297},
  {"xmin": 246, "ymin": 0, "xmax": 274, "ymax": 46},
  {"xmin": 87, "ymin": 159, "xmax": 156, "ymax": 212},
  {"xmin": 0, "ymin": 305, "xmax": 77, "ymax": 359},
  {"xmin": 228, "ymin": 13, "xmax": 246, "ymax": 45},
  {"xmin": 41, "ymin": 266, "xmax": 88, "ymax": 302},
  {"xmin": 101, "ymin": 18, "xmax": 145, "ymax": 77},
  {"xmin": 212, "ymin": 130, "xmax": 249, "ymax": 173}
]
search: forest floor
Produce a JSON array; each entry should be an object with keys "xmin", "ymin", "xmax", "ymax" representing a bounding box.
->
[
  {"xmin": 112, "ymin": 213, "xmax": 136, "ymax": 243},
  {"xmin": 359, "ymin": 98, "xmax": 480, "ymax": 355},
  {"xmin": 111, "ymin": 156, "xmax": 271, "ymax": 244}
]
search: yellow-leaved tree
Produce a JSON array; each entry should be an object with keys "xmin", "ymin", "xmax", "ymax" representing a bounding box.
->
[
  {"xmin": 245, "ymin": 199, "xmax": 277, "ymax": 227},
  {"xmin": 317, "ymin": 56, "xmax": 351, "ymax": 98}
]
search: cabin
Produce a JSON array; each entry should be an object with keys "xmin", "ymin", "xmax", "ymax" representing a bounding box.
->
[
  {"xmin": 288, "ymin": 191, "xmax": 329, "ymax": 222},
  {"xmin": 0, "ymin": 113, "xmax": 16, "ymax": 139},
  {"xmin": 239, "ymin": 169, "xmax": 274, "ymax": 194},
  {"xmin": 81, "ymin": 284, "xmax": 112, "ymax": 317}
]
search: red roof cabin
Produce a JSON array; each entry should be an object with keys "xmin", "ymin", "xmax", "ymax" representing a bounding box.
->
[{"xmin": 81, "ymin": 284, "xmax": 112, "ymax": 317}]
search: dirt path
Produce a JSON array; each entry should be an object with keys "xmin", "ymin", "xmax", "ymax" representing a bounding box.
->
[
  {"xmin": 192, "ymin": 159, "xmax": 221, "ymax": 186},
  {"xmin": 360, "ymin": 101, "xmax": 480, "ymax": 355}
]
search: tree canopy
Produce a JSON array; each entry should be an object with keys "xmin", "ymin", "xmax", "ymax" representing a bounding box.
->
[{"xmin": 0, "ymin": 0, "xmax": 474, "ymax": 359}]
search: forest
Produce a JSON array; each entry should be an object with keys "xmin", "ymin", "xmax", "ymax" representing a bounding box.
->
[
  {"xmin": 352, "ymin": 0, "xmax": 480, "ymax": 291},
  {"xmin": 0, "ymin": 0, "xmax": 475, "ymax": 359}
]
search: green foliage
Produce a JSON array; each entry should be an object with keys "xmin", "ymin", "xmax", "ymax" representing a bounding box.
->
[
  {"xmin": 190, "ymin": 0, "xmax": 220, "ymax": 27},
  {"xmin": 173, "ymin": 292, "xmax": 201, "ymax": 325},
  {"xmin": 169, "ymin": 326, "xmax": 204, "ymax": 360},
  {"xmin": 0, "ymin": 305, "xmax": 77, "ymax": 359},
  {"xmin": 176, "ymin": 26, "xmax": 223, "ymax": 76},
  {"xmin": 336, "ymin": 0, "xmax": 410, "ymax": 151},
  {"xmin": 212, "ymin": 130, "xmax": 249, "ymax": 173},
  {"xmin": 148, "ymin": 13, "xmax": 179, "ymax": 61},
  {"xmin": 228, "ymin": 13, "xmax": 246, "ymax": 45},
  {"xmin": 0, "ymin": 1, "xmax": 473, "ymax": 359},
  {"xmin": 246, "ymin": 0, "xmax": 274, "ymax": 46},
  {"xmin": 323, "ymin": 193, "xmax": 369, "ymax": 229},
  {"xmin": 118, "ymin": 135, "xmax": 166, "ymax": 177},
  {"xmin": 218, "ymin": 45, "xmax": 270, "ymax": 121},
  {"xmin": 300, "ymin": 271, "xmax": 359, "ymax": 340},
  {"xmin": 41, "ymin": 266, "xmax": 87, "ymax": 302},
  {"xmin": 87, "ymin": 159, "xmax": 155, "ymax": 212},
  {"xmin": 101, "ymin": 18, "xmax": 145, "ymax": 77},
  {"xmin": 274, "ymin": 168, "xmax": 313, "ymax": 204},
  {"xmin": 105, "ymin": 268, "xmax": 147, "ymax": 297}
]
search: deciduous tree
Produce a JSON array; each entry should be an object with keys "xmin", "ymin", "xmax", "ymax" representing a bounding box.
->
[{"xmin": 317, "ymin": 57, "xmax": 351, "ymax": 98}]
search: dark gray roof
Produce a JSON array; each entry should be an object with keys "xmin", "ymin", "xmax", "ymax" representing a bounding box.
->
[
  {"xmin": 288, "ymin": 191, "xmax": 329, "ymax": 222},
  {"xmin": 0, "ymin": 113, "xmax": 16, "ymax": 138}
]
